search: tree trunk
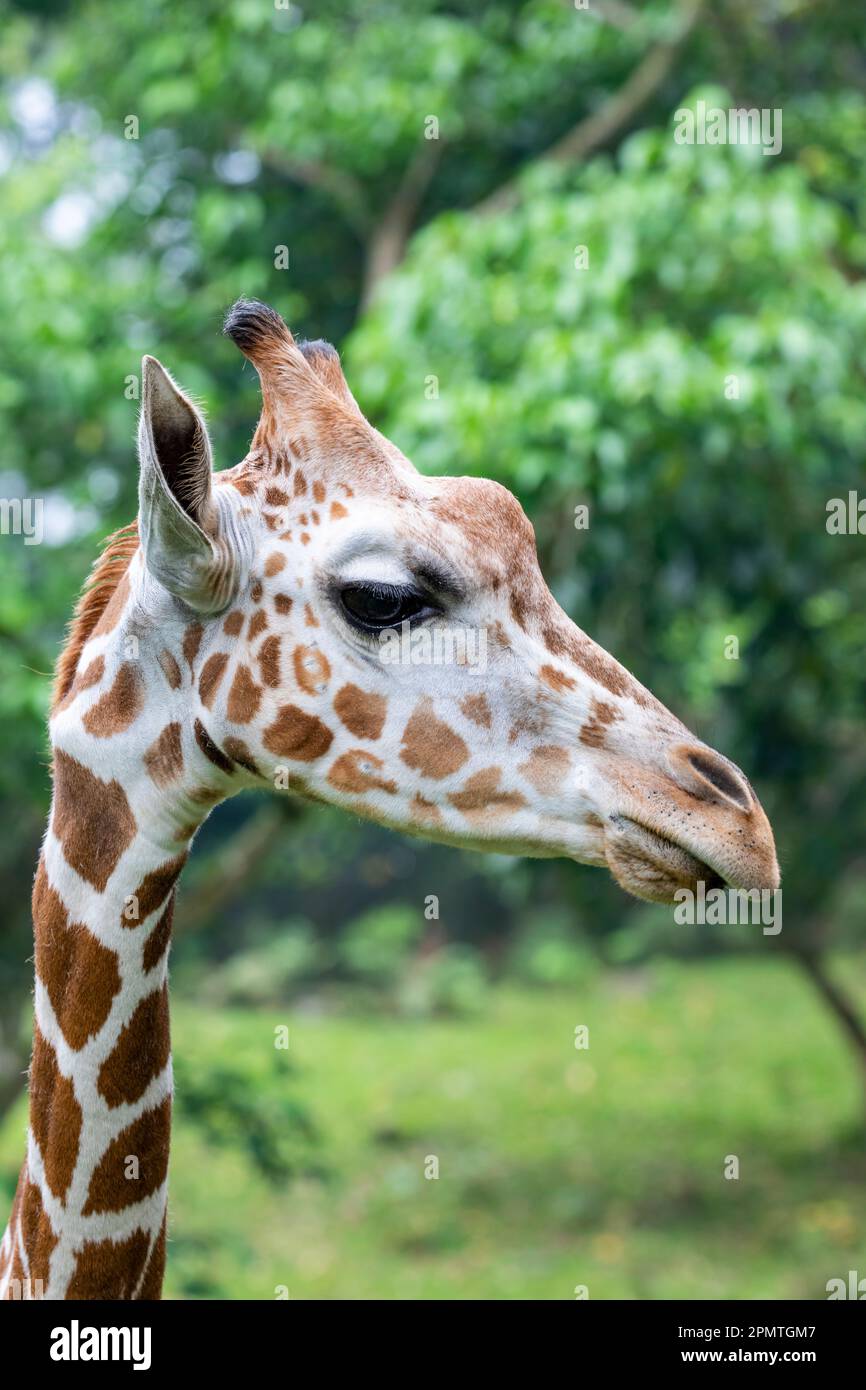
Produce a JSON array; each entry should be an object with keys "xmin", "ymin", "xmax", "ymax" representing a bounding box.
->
[{"xmin": 791, "ymin": 945, "xmax": 866, "ymax": 1123}]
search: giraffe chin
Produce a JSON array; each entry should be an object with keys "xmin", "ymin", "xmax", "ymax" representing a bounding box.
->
[{"xmin": 604, "ymin": 818, "xmax": 726, "ymax": 905}]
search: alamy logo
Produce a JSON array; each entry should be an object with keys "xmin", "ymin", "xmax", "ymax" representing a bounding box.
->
[
  {"xmin": 826, "ymin": 1270, "xmax": 866, "ymax": 1299},
  {"xmin": 50, "ymin": 1319, "xmax": 152, "ymax": 1371},
  {"xmin": 673, "ymin": 100, "xmax": 782, "ymax": 157},
  {"xmin": 674, "ymin": 881, "xmax": 782, "ymax": 936},
  {"xmin": 379, "ymin": 619, "xmax": 488, "ymax": 672},
  {"xmin": 0, "ymin": 496, "xmax": 43, "ymax": 545},
  {"xmin": 4, "ymin": 1276, "xmax": 44, "ymax": 1299},
  {"xmin": 826, "ymin": 491, "xmax": 866, "ymax": 535}
]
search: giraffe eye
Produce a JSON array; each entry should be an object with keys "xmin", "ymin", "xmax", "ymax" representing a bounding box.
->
[{"xmin": 339, "ymin": 581, "xmax": 430, "ymax": 632}]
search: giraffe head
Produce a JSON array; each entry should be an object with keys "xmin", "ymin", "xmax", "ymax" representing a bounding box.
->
[{"xmin": 110, "ymin": 298, "xmax": 778, "ymax": 903}]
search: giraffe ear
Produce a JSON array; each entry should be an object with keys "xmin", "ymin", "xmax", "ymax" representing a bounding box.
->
[{"xmin": 137, "ymin": 356, "xmax": 228, "ymax": 613}]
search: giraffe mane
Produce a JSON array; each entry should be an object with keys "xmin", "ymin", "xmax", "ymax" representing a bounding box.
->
[{"xmin": 52, "ymin": 520, "xmax": 140, "ymax": 711}]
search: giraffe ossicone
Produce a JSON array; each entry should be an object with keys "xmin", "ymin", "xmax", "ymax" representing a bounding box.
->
[{"xmin": 0, "ymin": 299, "xmax": 779, "ymax": 1300}]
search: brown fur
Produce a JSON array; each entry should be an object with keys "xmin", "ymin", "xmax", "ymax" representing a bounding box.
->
[
  {"xmin": 81, "ymin": 1098, "xmax": 171, "ymax": 1216},
  {"xmin": 53, "ymin": 750, "xmax": 138, "ymax": 891},
  {"xmin": 68, "ymin": 1230, "xmax": 151, "ymax": 1299},
  {"xmin": 52, "ymin": 522, "xmax": 139, "ymax": 711},
  {"xmin": 400, "ymin": 700, "xmax": 469, "ymax": 780},
  {"xmin": 122, "ymin": 854, "xmax": 187, "ymax": 929},
  {"xmin": 198, "ymin": 652, "xmax": 229, "ymax": 709},
  {"xmin": 143, "ymin": 900, "xmax": 174, "ymax": 974},
  {"xmin": 518, "ymin": 745, "xmax": 571, "ymax": 794},
  {"xmin": 292, "ymin": 644, "xmax": 330, "ymax": 696},
  {"xmin": 143, "ymin": 722, "xmax": 184, "ymax": 787},
  {"xmin": 227, "ymin": 665, "xmax": 262, "ymax": 723},
  {"xmin": 82, "ymin": 662, "xmax": 144, "ymax": 737},
  {"xmin": 448, "ymin": 768, "xmax": 526, "ymax": 820},
  {"xmin": 333, "ymin": 683, "xmax": 386, "ymax": 740},
  {"xmin": 29, "ymin": 1028, "xmax": 82, "ymax": 1201},
  {"xmin": 97, "ymin": 986, "xmax": 170, "ymax": 1108},
  {"xmin": 263, "ymin": 704, "xmax": 334, "ymax": 761},
  {"xmin": 327, "ymin": 750, "xmax": 396, "ymax": 796},
  {"xmin": 33, "ymin": 860, "xmax": 121, "ymax": 1050}
]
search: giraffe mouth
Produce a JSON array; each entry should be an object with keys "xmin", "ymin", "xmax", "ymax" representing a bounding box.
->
[{"xmin": 604, "ymin": 815, "xmax": 725, "ymax": 905}]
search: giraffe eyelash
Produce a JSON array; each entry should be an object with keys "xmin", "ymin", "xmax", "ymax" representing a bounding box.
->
[{"xmin": 334, "ymin": 579, "xmax": 440, "ymax": 634}]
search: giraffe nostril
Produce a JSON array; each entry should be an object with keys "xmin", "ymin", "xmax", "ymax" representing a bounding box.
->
[{"xmin": 683, "ymin": 749, "xmax": 753, "ymax": 811}]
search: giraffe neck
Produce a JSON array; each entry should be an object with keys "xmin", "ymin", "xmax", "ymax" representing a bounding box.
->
[
  {"xmin": 0, "ymin": 577, "xmax": 222, "ymax": 1299},
  {"xmin": 1, "ymin": 772, "xmax": 194, "ymax": 1300}
]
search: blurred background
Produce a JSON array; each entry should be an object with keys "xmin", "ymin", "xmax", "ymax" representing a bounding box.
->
[{"xmin": 0, "ymin": 0, "xmax": 865, "ymax": 1298}]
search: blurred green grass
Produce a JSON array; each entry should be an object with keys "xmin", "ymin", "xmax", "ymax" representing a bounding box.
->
[{"xmin": 2, "ymin": 954, "xmax": 864, "ymax": 1300}]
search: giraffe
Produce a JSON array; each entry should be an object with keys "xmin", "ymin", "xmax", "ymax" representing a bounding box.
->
[{"xmin": 0, "ymin": 299, "xmax": 779, "ymax": 1300}]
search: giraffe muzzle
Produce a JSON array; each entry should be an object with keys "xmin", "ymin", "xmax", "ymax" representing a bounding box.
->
[
  {"xmin": 605, "ymin": 815, "xmax": 726, "ymax": 903},
  {"xmin": 602, "ymin": 743, "xmax": 780, "ymax": 904}
]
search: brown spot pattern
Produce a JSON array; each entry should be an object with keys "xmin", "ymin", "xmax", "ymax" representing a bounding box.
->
[
  {"xmin": 518, "ymin": 745, "xmax": 571, "ymax": 794},
  {"xmin": 510, "ymin": 591, "xmax": 530, "ymax": 631},
  {"xmin": 122, "ymin": 855, "xmax": 186, "ymax": 929},
  {"xmin": 198, "ymin": 652, "xmax": 229, "ymax": 709},
  {"xmin": 97, "ymin": 985, "xmax": 170, "ymax": 1108},
  {"xmin": 143, "ymin": 722, "xmax": 184, "ymax": 787},
  {"xmin": 33, "ymin": 860, "xmax": 121, "ymax": 1050},
  {"xmin": 542, "ymin": 624, "xmax": 635, "ymax": 702},
  {"xmin": 333, "ymin": 683, "xmax": 386, "ymax": 739},
  {"xmin": 82, "ymin": 1097, "xmax": 171, "ymax": 1216},
  {"xmin": 138, "ymin": 1217, "xmax": 167, "ymax": 1300},
  {"xmin": 460, "ymin": 693, "xmax": 492, "ymax": 729},
  {"xmin": 20, "ymin": 1179, "xmax": 57, "ymax": 1288},
  {"xmin": 57, "ymin": 654, "xmax": 105, "ymax": 711},
  {"xmin": 182, "ymin": 622, "xmax": 203, "ymax": 670},
  {"xmin": 29, "ymin": 1028, "xmax": 82, "ymax": 1201},
  {"xmin": 400, "ymin": 700, "xmax": 469, "ymax": 780},
  {"xmin": 53, "ymin": 750, "xmax": 137, "ymax": 891},
  {"xmin": 193, "ymin": 719, "xmax": 235, "ymax": 776},
  {"xmin": 248, "ymin": 609, "xmax": 268, "ymax": 641},
  {"xmin": 227, "ymin": 665, "xmax": 262, "ymax": 723},
  {"xmin": 292, "ymin": 644, "xmax": 331, "ymax": 695},
  {"xmin": 158, "ymin": 648, "xmax": 182, "ymax": 689},
  {"xmin": 411, "ymin": 794, "xmax": 442, "ymax": 824},
  {"xmin": 259, "ymin": 634, "xmax": 282, "ymax": 688},
  {"xmin": 448, "ymin": 768, "xmax": 527, "ymax": 819},
  {"xmin": 327, "ymin": 750, "xmax": 397, "ymax": 796},
  {"xmin": 68, "ymin": 1229, "xmax": 152, "ymax": 1300},
  {"xmin": 82, "ymin": 662, "xmax": 143, "ymax": 737},
  {"xmin": 579, "ymin": 698, "xmax": 621, "ymax": 749},
  {"xmin": 263, "ymin": 705, "xmax": 334, "ymax": 762},
  {"xmin": 223, "ymin": 736, "xmax": 261, "ymax": 776},
  {"xmin": 143, "ymin": 899, "xmax": 174, "ymax": 973},
  {"xmin": 539, "ymin": 664, "xmax": 576, "ymax": 693}
]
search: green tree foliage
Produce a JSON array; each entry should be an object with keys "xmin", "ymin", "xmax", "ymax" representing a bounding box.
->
[
  {"xmin": 0, "ymin": 0, "xmax": 864, "ymax": 1108},
  {"xmin": 349, "ymin": 117, "xmax": 866, "ymax": 941}
]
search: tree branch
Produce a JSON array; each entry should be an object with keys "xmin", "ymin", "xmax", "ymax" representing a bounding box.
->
[
  {"xmin": 259, "ymin": 148, "xmax": 371, "ymax": 238},
  {"xmin": 791, "ymin": 944, "xmax": 866, "ymax": 1091},
  {"xmin": 359, "ymin": 137, "xmax": 445, "ymax": 312},
  {"xmin": 477, "ymin": 0, "xmax": 703, "ymax": 217}
]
